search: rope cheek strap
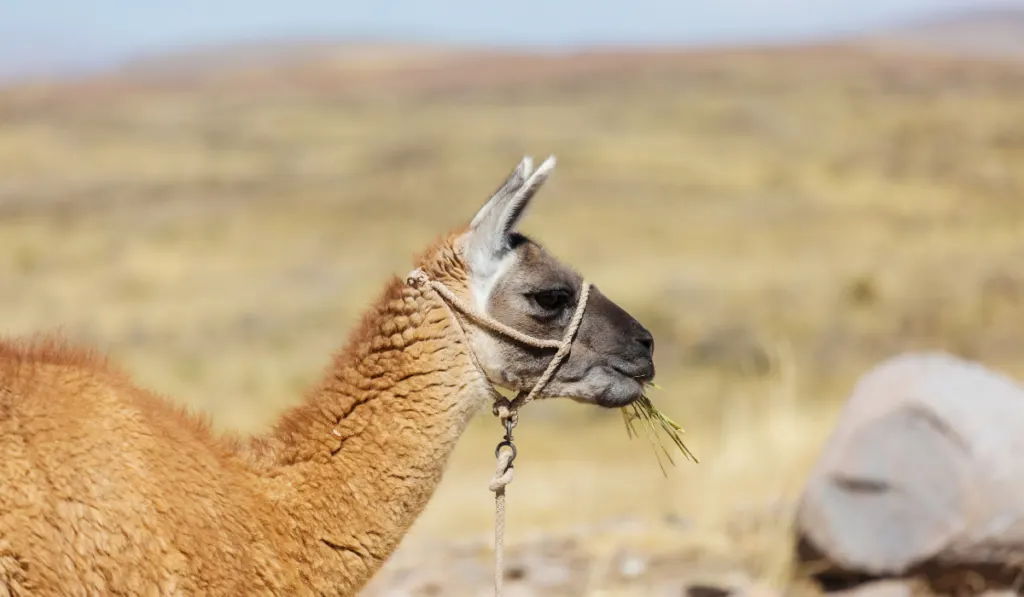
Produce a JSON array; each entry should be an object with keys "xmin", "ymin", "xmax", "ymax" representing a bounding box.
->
[{"xmin": 404, "ymin": 267, "xmax": 592, "ymax": 597}]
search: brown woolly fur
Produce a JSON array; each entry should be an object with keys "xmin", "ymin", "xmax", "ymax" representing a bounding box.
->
[{"xmin": 0, "ymin": 230, "xmax": 492, "ymax": 596}]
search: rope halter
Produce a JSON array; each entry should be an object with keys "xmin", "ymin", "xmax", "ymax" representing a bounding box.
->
[{"xmin": 404, "ymin": 267, "xmax": 591, "ymax": 424}]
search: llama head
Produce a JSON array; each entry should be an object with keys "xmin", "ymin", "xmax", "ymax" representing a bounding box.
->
[{"xmin": 441, "ymin": 155, "xmax": 655, "ymax": 408}]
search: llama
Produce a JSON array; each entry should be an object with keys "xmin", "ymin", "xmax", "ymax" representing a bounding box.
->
[{"xmin": 0, "ymin": 156, "xmax": 657, "ymax": 596}]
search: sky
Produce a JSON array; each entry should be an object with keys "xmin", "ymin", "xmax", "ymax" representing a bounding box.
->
[{"xmin": 1, "ymin": 0, "xmax": 1023, "ymax": 79}]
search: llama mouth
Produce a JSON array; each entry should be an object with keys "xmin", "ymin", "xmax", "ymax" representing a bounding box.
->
[
  {"xmin": 594, "ymin": 384, "xmax": 645, "ymax": 408},
  {"xmin": 559, "ymin": 370, "xmax": 646, "ymax": 408},
  {"xmin": 591, "ymin": 369, "xmax": 648, "ymax": 408},
  {"xmin": 611, "ymin": 362, "xmax": 656, "ymax": 384}
]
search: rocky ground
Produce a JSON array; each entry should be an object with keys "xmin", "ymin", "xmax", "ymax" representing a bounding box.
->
[{"xmin": 361, "ymin": 515, "xmax": 801, "ymax": 597}]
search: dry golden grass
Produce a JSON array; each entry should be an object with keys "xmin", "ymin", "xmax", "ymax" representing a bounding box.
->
[{"xmin": 2, "ymin": 45, "xmax": 1023, "ymax": 594}]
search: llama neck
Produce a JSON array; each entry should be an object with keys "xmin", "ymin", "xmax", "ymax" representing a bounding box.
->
[{"xmin": 253, "ymin": 273, "xmax": 491, "ymax": 593}]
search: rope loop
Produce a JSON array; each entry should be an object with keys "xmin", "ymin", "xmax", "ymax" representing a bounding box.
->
[
  {"xmin": 494, "ymin": 417, "xmax": 517, "ymax": 461},
  {"xmin": 488, "ymin": 448, "xmax": 516, "ymax": 492},
  {"xmin": 491, "ymin": 417, "xmax": 517, "ymax": 488}
]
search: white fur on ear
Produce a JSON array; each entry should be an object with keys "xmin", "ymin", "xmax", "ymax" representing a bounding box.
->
[
  {"xmin": 470, "ymin": 156, "xmax": 532, "ymax": 230},
  {"xmin": 466, "ymin": 155, "xmax": 556, "ymax": 269},
  {"xmin": 463, "ymin": 155, "xmax": 557, "ymax": 311},
  {"xmin": 494, "ymin": 155, "xmax": 555, "ymax": 238}
]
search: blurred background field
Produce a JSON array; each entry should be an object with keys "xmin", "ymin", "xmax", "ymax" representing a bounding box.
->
[{"xmin": 2, "ymin": 2, "xmax": 1024, "ymax": 595}]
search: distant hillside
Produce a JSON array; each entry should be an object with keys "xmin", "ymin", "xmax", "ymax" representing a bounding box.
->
[
  {"xmin": 2, "ymin": 5, "xmax": 1024, "ymax": 93},
  {"xmin": 0, "ymin": 33, "xmax": 114, "ymax": 83},
  {"xmin": 857, "ymin": 7, "xmax": 1024, "ymax": 61},
  {"xmin": 112, "ymin": 39, "xmax": 466, "ymax": 80},
  {"xmin": 3, "ymin": 6, "xmax": 1024, "ymax": 98},
  {"xmin": 106, "ymin": 6, "xmax": 1024, "ymax": 85}
]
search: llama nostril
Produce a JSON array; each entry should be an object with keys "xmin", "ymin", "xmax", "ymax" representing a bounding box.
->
[{"xmin": 635, "ymin": 329, "xmax": 654, "ymax": 355}]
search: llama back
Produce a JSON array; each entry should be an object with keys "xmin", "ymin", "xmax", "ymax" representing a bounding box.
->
[{"xmin": 0, "ymin": 337, "xmax": 302, "ymax": 595}]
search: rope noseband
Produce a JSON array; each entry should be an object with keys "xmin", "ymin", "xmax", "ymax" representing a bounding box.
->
[{"xmin": 404, "ymin": 267, "xmax": 591, "ymax": 597}]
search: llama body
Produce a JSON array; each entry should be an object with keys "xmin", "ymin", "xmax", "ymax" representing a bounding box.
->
[
  {"xmin": 1, "ymin": 253, "xmax": 483, "ymax": 595},
  {"xmin": 0, "ymin": 157, "xmax": 656, "ymax": 595}
]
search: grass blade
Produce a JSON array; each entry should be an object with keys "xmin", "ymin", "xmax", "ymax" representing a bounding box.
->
[{"xmin": 620, "ymin": 385, "xmax": 699, "ymax": 472}]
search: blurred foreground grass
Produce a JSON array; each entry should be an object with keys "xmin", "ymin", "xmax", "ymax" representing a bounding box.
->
[{"xmin": 2, "ymin": 46, "xmax": 1023, "ymax": 591}]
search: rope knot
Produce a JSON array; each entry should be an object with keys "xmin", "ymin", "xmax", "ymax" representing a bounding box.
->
[
  {"xmin": 491, "ymin": 409, "xmax": 517, "ymax": 492},
  {"xmin": 491, "ymin": 398, "xmax": 517, "ymax": 427},
  {"xmin": 488, "ymin": 449, "xmax": 516, "ymax": 492},
  {"xmin": 405, "ymin": 268, "xmax": 429, "ymax": 288}
]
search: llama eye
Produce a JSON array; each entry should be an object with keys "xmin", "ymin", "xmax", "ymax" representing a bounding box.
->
[{"xmin": 530, "ymin": 289, "xmax": 571, "ymax": 312}]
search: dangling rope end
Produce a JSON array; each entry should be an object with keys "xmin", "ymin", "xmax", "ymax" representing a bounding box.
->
[{"xmin": 490, "ymin": 416, "xmax": 517, "ymax": 597}]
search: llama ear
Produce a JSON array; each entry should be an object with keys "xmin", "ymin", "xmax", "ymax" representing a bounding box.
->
[
  {"xmin": 465, "ymin": 155, "xmax": 556, "ymax": 268},
  {"xmin": 470, "ymin": 156, "xmax": 533, "ymax": 230}
]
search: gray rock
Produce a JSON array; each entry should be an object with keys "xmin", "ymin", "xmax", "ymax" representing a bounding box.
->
[{"xmin": 797, "ymin": 352, "xmax": 1024, "ymax": 576}]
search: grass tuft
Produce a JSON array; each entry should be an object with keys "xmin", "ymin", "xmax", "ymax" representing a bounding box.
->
[{"xmin": 622, "ymin": 382, "xmax": 700, "ymax": 476}]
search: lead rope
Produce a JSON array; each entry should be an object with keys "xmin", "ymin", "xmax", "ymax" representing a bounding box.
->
[{"xmin": 404, "ymin": 268, "xmax": 591, "ymax": 597}]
